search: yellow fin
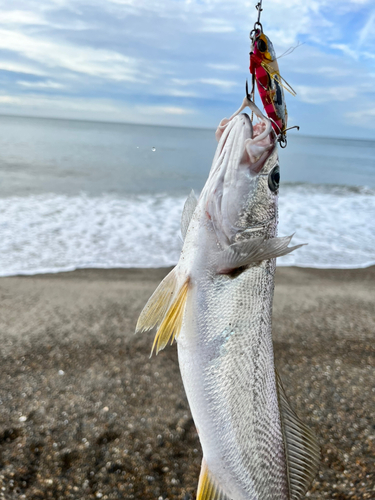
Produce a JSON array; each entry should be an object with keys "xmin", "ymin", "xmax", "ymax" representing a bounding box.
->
[
  {"xmin": 150, "ymin": 277, "xmax": 189, "ymax": 356},
  {"xmin": 135, "ymin": 268, "xmax": 178, "ymax": 334},
  {"xmin": 197, "ymin": 459, "xmax": 230, "ymax": 500}
]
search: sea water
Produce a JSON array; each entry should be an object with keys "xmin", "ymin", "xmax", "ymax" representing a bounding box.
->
[{"xmin": 0, "ymin": 114, "xmax": 374, "ymax": 275}]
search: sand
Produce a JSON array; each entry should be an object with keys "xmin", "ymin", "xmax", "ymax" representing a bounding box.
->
[{"xmin": 0, "ymin": 266, "xmax": 374, "ymax": 499}]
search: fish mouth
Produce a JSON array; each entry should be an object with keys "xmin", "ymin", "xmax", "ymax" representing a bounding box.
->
[
  {"xmin": 244, "ymin": 114, "xmax": 277, "ymax": 174},
  {"xmin": 204, "ymin": 110, "xmax": 277, "ymax": 248},
  {"xmin": 215, "ymin": 107, "xmax": 276, "ymax": 177}
]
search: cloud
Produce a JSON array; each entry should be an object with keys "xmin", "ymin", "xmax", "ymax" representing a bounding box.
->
[
  {"xmin": 346, "ymin": 106, "xmax": 375, "ymax": 127},
  {"xmin": 207, "ymin": 63, "xmax": 240, "ymax": 71},
  {"xmin": 17, "ymin": 80, "xmax": 66, "ymax": 89},
  {"xmin": 0, "ymin": 90, "xmax": 200, "ymax": 127},
  {"xmin": 0, "ymin": 95, "xmax": 20, "ymax": 104},
  {"xmin": 171, "ymin": 78, "xmax": 195, "ymax": 87},
  {"xmin": 199, "ymin": 18, "xmax": 235, "ymax": 33},
  {"xmin": 0, "ymin": 10, "xmax": 48, "ymax": 26},
  {"xmin": 0, "ymin": 29, "xmax": 142, "ymax": 82},
  {"xmin": 296, "ymin": 85, "xmax": 358, "ymax": 104},
  {"xmin": 200, "ymin": 78, "xmax": 238, "ymax": 89},
  {"xmin": 0, "ymin": 61, "xmax": 46, "ymax": 76},
  {"xmin": 166, "ymin": 89, "xmax": 198, "ymax": 97},
  {"xmin": 0, "ymin": 0, "xmax": 373, "ymax": 137},
  {"xmin": 137, "ymin": 105, "xmax": 195, "ymax": 116},
  {"xmin": 170, "ymin": 77, "xmax": 238, "ymax": 91},
  {"xmin": 0, "ymin": 93, "xmax": 116, "ymax": 112},
  {"xmin": 331, "ymin": 43, "xmax": 358, "ymax": 60},
  {"xmin": 358, "ymin": 10, "xmax": 375, "ymax": 45}
]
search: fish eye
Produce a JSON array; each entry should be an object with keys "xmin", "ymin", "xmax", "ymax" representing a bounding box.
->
[
  {"xmin": 257, "ymin": 38, "xmax": 267, "ymax": 52},
  {"xmin": 268, "ymin": 165, "xmax": 280, "ymax": 192}
]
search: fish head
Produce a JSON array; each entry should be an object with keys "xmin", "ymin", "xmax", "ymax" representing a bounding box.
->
[{"xmin": 204, "ymin": 112, "xmax": 279, "ymax": 248}]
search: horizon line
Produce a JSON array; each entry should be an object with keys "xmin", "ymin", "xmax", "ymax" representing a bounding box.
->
[{"xmin": 0, "ymin": 112, "xmax": 374, "ymax": 143}]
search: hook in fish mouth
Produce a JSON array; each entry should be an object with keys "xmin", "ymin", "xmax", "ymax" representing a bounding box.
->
[{"xmin": 246, "ymin": 79, "xmax": 250, "ymax": 101}]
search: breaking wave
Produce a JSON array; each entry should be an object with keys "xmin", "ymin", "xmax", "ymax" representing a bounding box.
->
[{"xmin": 1, "ymin": 183, "xmax": 374, "ymax": 276}]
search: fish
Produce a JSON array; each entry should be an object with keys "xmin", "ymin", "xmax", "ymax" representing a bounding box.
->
[
  {"xmin": 136, "ymin": 97, "xmax": 320, "ymax": 499},
  {"xmin": 250, "ymin": 28, "xmax": 296, "ymax": 142}
]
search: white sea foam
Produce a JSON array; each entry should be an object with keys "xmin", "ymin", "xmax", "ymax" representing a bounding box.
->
[
  {"xmin": 278, "ymin": 184, "xmax": 375, "ymax": 268},
  {"xmin": 1, "ymin": 184, "xmax": 374, "ymax": 276}
]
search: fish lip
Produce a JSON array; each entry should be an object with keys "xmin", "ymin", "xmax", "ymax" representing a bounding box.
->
[{"xmin": 217, "ymin": 113, "xmax": 253, "ymax": 157}]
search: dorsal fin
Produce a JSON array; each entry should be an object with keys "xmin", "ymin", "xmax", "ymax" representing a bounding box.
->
[
  {"xmin": 197, "ymin": 459, "xmax": 231, "ymax": 500},
  {"xmin": 217, "ymin": 235, "xmax": 304, "ymax": 273},
  {"xmin": 276, "ymin": 371, "xmax": 320, "ymax": 499},
  {"xmin": 135, "ymin": 268, "xmax": 190, "ymax": 356},
  {"xmin": 181, "ymin": 190, "xmax": 198, "ymax": 240}
]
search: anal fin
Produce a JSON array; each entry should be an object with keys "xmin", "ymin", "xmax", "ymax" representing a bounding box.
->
[
  {"xmin": 276, "ymin": 371, "xmax": 320, "ymax": 499},
  {"xmin": 197, "ymin": 459, "xmax": 231, "ymax": 500}
]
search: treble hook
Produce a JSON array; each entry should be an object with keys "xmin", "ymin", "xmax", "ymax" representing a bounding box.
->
[
  {"xmin": 283, "ymin": 125, "xmax": 300, "ymax": 133},
  {"xmin": 278, "ymin": 126, "xmax": 300, "ymax": 148},
  {"xmin": 245, "ymin": 79, "xmax": 251, "ymax": 101}
]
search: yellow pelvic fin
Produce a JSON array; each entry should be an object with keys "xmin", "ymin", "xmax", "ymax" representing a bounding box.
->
[
  {"xmin": 150, "ymin": 277, "xmax": 189, "ymax": 356},
  {"xmin": 197, "ymin": 459, "xmax": 230, "ymax": 500}
]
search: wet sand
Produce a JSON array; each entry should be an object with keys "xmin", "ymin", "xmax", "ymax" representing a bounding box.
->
[{"xmin": 0, "ymin": 266, "xmax": 374, "ymax": 499}]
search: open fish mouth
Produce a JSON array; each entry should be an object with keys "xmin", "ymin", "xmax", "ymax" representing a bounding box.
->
[
  {"xmin": 215, "ymin": 96, "xmax": 277, "ymax": 175},
  {"xmin": 201, "ymin": 100, "xmax": 278, "ymax": 247}
]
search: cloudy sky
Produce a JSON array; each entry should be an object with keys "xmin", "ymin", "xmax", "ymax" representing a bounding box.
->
[{"xmin": 0, "ymin": 0, "xmax": 374, "ymax": 138}]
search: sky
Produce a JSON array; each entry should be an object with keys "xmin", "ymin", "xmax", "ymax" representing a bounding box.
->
[{"xmin": 0, "ymin": 0, "xmax": 374, "ymax": 139}]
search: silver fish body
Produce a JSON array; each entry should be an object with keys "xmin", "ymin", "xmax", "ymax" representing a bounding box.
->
[{"xmin": 137, "ymin": 102, "xmax": 319, "ymax": 500}]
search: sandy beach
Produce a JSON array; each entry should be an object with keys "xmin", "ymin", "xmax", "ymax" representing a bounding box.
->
[{"xmin": 0, "ymin": 266, "xmax": 374, "ymax": 499}]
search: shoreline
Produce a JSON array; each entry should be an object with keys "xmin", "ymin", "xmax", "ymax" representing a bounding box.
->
[
  {"xmin": 0, "ymin": 266, "xmax": 374, "ymax": 499},
  {"xmin": 1, "ymin": 263, "xmax": 375, "ymax": 280}
]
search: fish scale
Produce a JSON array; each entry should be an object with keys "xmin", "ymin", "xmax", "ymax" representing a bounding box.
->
[
  {"xmin": 178, "ymin": 262, "xmax": 289, "ymax": 499},
  {"xmin": 136, "ymin": 104, "xmax": 320, "ymax": 499}
]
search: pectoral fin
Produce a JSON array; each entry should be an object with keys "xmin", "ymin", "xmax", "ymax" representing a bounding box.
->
[
  {"xmin": 150, "ymin": 277, "xmax": 189, "ymax": 356},
  {"xmin": 181, "ymin": 190, "xmax": 198, "ymax": 240},
  {"xmin": 135, "ymin": 268, "xmax": 190, "ymax": 356},
  {"xmin": 276, "ymin": 371, "xmax": 320, "ymax": 499},
  {"xmin": 217, "ymin": 235, "xmax": 304, "ymax": 273},
  {"xmin": 197, "ymin": 459, "xmax": 230, "ymax": 500}
]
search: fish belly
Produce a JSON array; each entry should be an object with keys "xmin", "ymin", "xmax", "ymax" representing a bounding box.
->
[{"xmin": 177, "ymin": 262, "xmax": 290, "ymax": 500}]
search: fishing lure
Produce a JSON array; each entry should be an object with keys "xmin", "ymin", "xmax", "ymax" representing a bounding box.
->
[{"xmin": 249, "ymin": 27, "xmax": 296, "ymax": 146}]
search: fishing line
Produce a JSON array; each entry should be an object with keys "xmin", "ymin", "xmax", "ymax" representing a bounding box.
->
[
  {"xmin": 248, "ymin": 0, "xmax": 263, "ymax": 122},
  {"xmin": 277, "ymin": 41, "xmax": 304, "ymax": 60}
]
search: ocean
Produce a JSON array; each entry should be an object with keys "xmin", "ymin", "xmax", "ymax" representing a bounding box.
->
[{"xmin": 1, "ymin": 114, "xmax": 374, "ymax": 276}]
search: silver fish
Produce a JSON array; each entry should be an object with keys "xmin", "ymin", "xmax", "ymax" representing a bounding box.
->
[{"xmin": 136, "ymin": 98, "xmax": 319, "ymax": 500}]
